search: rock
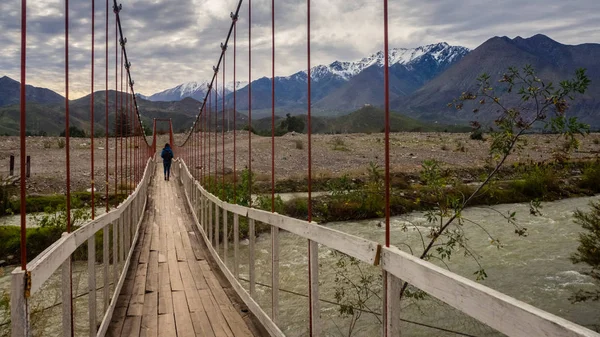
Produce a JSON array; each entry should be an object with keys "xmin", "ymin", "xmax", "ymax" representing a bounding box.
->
[{"xmin": 0, "ymin": 260, "xmax": 6, "ymax": 267}]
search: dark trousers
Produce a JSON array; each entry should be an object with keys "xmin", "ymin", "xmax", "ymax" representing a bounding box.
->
[{"xmin": 163, "ymin": 161, "xmax": 172, "ymax": 178}]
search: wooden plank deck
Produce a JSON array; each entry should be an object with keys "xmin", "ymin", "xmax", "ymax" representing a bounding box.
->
[{"xmin": 107, "ymin": 164, "xmax": 258, "ymax": 337}]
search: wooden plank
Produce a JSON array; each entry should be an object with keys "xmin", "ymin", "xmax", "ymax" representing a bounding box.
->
[
  {"xmin": 221, "ymin": 307, "xmax": 254, "ymax": 337},
  {"xmin": 127, "ymin": 262, "xmax": 148, "ymax": 316},
  {"xmin": 199, "ymin": 261, "xmax": 230, "ymax": 309},
  {"xmin": 158, "ymin": 263, "xmax": 173, "ymax": 315},
  {"xmin": 120, "ymin": 316, "xmax": 142, "ymax": 337},
  {"xmin": 187, "ymin": 230, "xmax": 205, "ymax": 261},
  {"xmin": 157, "ymin": 313, "xmax": 175, "ymax": 337},
  {"xmin": 177, "ymin": 218, "xmax": 196, "ymax": 261},
  {"xmin": 139, "ymin": 221, "xmax": 152, "ymax": 264},
  {"xmin": 188, "ymin": 259, "xmax": 209, "ymax": 290},
  {"xmin": 146, "ymin": 251, "xmax": 159, "ymax": 293},
  {"xmin": 173, "ymin": 230, "xmax": 187, "ymax": 262},
  {"xmin": 88, "ymin": 236, "xmax": 97, "ymax": 337},
  {"xmin": 150, "ymin": 222, "xmax": 160, "ymax": 252},
  {"xmin": 178, "ymin": 261, "xmax": 203, "ymax": 313},
  {"xmin": 190, "ymin": 310, "xmax": 216, "ymax": 337},
  {"xmin": 198, "ymin": 290, "xmax": 232, "ymax": 337},
  {"xmin": 172, "ymin": 291, "xmax": 195, "ymax": 337},
  {"xmin": 380, "ymin": 246, "xmax": 600, "ymax": 337},
  {"xmin": 140, "ymin": 291, "xmax": 158, "ymax": 337}
]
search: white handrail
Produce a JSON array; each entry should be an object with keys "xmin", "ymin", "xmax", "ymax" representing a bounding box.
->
[{"xmin": 176, "ymin": 159, "xmax": 600, "ymax": 337}]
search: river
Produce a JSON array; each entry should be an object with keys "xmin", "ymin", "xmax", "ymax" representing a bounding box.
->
[
  {"xmin": 224, "ymin": 195, "xmax": 600, "ymax": 336},
  {"xmin": 1, "ymin": 196, "xmax": 599, "ymax": 336}
]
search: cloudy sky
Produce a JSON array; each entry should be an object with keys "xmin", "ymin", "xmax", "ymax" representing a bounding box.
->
[{"xmin": 1, "ymin": 0, "xmax": 599, "ymax": 98}]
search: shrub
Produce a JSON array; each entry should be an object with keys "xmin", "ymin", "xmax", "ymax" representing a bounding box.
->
[
  {"xmin": 511, "ymin": 165, "xmax": 560, "ymax": 198},
  {"xmin": 594, "ymin": 138, "xmax": 600, "ymax": 145},
  {"xmin": 294, "ymin": 139, "xmax": 303, "ymax": 150},
  {"xmin": 57, "ymin": 138, "xmax": 66, "ymax": 149},
  {"xmin": 580, "ymin": 160, "xmax": 600, "ymax": 192},
  {"xmin": 470, "ymin": 129, "xmax": 484, "ymax": 141},
  {"xmin": 331, "ymin": 136, "xmax": 349, "ymax": 151}
]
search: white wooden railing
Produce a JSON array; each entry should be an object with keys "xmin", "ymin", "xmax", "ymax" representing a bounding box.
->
[
  {"xmin": 176, "ymin": 159, "xmax": 600, "ymax": 337},
  {"xmin": 10, "ymin": 158, "xmax": 155, "ymax": 337}
]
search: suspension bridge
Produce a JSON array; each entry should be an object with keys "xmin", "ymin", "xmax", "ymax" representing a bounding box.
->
[{"xmin": 7, "ymin": 0, "xmax": 600, "ymax": 336}]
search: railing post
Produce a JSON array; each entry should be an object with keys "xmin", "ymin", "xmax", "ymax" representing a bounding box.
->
[
  {"xmin": 62, "ymin": 241, "xmax": 73, "ymax": 337},
  {"xmin": 272, "ymin": 226, "xmax": 279, "ymax": 323},
  {"xmin": 249, "ymin": 218, "xmax": 255, "ymax": 297},
  {"xmin": 215, "ymin": 205, "xmax": 220, "ymax": 251},
  {"xmin": 103, "ymin": 226, "xmax": 109, "ymax": 312},
  {"xmin": 383, "ymin": 271, "xmax": 402, "ymax": 337},
  {"xmin": 88, "ymin": 235, "xmax": 97, "ymax": 337},
  {"xmin": 309, "ymin": 240, "xmax": 319, "ymax": 337},
  {"xmin": 208, "ymin": 201, "xmax": 213, "ymax": 244},
  {"xmin": 233, "ymin": 213, "xmax": 239, "ymax": 279},
  {"xmin": 223, "ymin": 209, "xmax": 228, "ymax": 265},
  {"xmin": 10, "ymin": 268, "xmax": 29, "ymax": 337}
]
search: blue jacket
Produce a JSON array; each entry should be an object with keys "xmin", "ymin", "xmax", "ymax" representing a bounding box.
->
[{"xmin": 161, "ymin": 146, "xmax": 174, "ymax": 162}]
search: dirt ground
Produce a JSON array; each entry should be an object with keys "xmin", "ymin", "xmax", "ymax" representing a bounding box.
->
[{"xmin": 1, "ymin": 132, "xmax": 599, "ymax": 195}]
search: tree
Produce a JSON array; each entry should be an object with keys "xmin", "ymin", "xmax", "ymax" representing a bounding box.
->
[
  {"xmin": 571, "ymin": 201, "xmax": 600, "ymax": 303},
  {"xmin": 114, "ymin": 110, "xmax": 134, "ymax": 137},
  {"xmin": 60, "ymin": 126, "xmax": 86, "ymax": 138},
  {"xmin": 279, "ymin": 113, "xmax": 305, "ymax": 133},
  {"xmin": 331, "ymin": 65, "xmax": 591, "ymax": 335}
]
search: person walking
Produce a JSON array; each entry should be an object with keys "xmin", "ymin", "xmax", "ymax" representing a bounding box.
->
[{"xmin": 161, "ymin": 143, "xmax": 174, "ymax": 181}]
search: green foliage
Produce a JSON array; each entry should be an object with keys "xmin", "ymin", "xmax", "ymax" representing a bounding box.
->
[
  {"xmin": 57, "ymin": 138, "xmax": 66, "ymax": 148},
  {"xmin": 510, "ymin": 164, "xmax": 560, "ymax": 198},
  {"xmin": 470, "ymin": 128, "xmax": 484, "ymax": 140},
  {"xmin": 570, "ymin": 201, "xmax": 600, "ymax": 303},
  {"xmin": 580, "ymin": 160, "xmax": 600, "ymax": 192},
  {"xmin": 279, "ymin": 113, "xmax": 305, "ymax": 133},
  {"xmin": 332, "ymin": 252, "xmax": 382, "ymax": 336},
  {"xmin": 60, "ymin": 126, "xmax": 86, "ymax": 138},
  {"xmin": 331, "ymin": 136, "xmax": 349, "ymax": 151}
]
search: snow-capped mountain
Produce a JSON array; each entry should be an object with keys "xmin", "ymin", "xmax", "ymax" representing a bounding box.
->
[
  {"xmin": 304, "ymin": 42, "xmax": 469, "ymax": 82},
  {"xmin": 145, "ymin": 42, "xmax": 469, "ymax": 115},
  {"xmin": 145, "ymin": 80, "xmax": 247, "ymax": 102}
]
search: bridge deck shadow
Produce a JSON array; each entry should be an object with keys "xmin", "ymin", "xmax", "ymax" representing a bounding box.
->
[{"xmin": 107, "ymin": 163, "xmax": 259, "ymax": 337}]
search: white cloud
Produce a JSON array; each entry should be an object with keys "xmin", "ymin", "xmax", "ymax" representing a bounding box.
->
[{"xmin": 1, "ymin": 0, "xmax": 598, "ymax": 98}]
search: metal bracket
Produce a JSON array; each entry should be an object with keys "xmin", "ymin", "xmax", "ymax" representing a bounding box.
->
[
  {"xmin": 113, "ymin": 3, "xmax": 122, "ymax": 14},
  {"xmin": 230, "ymin": 12, "xmax": 238, "ymax": 22},
  {"xmin": 120, "ymin": 37, "xmax": 127, "ymax": 46},
  {"xmin": 24, "ymin": 271, "xmax": 32, "ymax": 298},
  {"xmin": 213, "ymin": 66, "xmax": 219, "ymax": 73},
  {"xmin": 221, "ymin": 42, "xmax": 227, "ymax": 51}
]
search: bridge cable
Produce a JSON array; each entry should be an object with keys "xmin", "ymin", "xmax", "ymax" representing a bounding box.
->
[
  {"xmin": 19, "ymin": 0, "xmax": 27, "ymax": 271},
  {"xmin": 91, "ymin": 0, "xmax": 96, "ymax": 219},
  {"xmin": 105, "ymin": 0, "xmax": 110, "ymax": 212}
]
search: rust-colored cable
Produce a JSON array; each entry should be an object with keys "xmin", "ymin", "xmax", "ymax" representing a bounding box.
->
[
  {"xmin": 271, "ymin": 0, "xmax": 275, "ymax": 212},
  {"xmin": 114, "ymin": 13, "xmax": 118, "ymax": 208},
  {"xmin": 19, "ymin": 0, "xmax": 27, "ymax": 270},
  {"xmin": 105, "ymin": 0, "xmax": 109, "ymax": 212},
  {"xmin": 383, "ymin": 0, "xmax": 390, "ymax": 248},
  {"xmin": 65, "ymin": 0, "xmax": 74, "ymax": 333},
  {"xmin": 208, "ymin": 87, "xmax": 211, "ymax": 190},
  {"xmin": 307, "ymin": 0, "xmax": 314, "ymax": 335},
  {"xmin": 233, "ymin": 20, "xmax": 237, "ymax": 202},
  {"xmin": 222, "ymin": 49, "xmax": 226, "ymax": 198},
  {"xmin": 248, "ymin": 0, "xmax": 252, "ymax": 207},
  {"xmin": 91, "ymin": 0, "xmax": 96, "ymax": 219},
  {"xmin": 120, "ymin": 47, "xmax": 123, "ymax": 196},
  {"xmin": 214, "ymin": 70, "xmax": 218, "ymax": 187}
]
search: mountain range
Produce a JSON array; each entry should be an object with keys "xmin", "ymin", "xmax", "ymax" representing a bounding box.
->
[{"xmin": 1, "ymin": 34, "xmax": 598, "ymax": 135}]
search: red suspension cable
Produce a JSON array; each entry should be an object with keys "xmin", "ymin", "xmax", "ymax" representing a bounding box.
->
[
  {"xmin": 120, "ymin": 48, "xmax": 123, "ymax": 196},
  {"xmin": 114, "ymin": 13, "xmax": 118, "ymax": 208},
  {"xmin": 248, "ymin": 0, "xmax": 252, "ymax": 207},
  {"xmin": 214, "ymin": 71, "xmax": 218, "ymax": 187},
  {"xmin": 233, "ymin": 20, "xmax": 237, "ymax": 202},
  {"xmin": 271, "ymin": 0, "xmax": 275, "ymax": 212},
  {"xmin": 105, "ymin": 0, "xmax": 109, "ymax": 212},
  {"xmin": 383, "ymin": 0, "xmax": 390, "ymax": 248},
  {"xmin": 307, "ymin": 0, "xmax": 314, "ymax": 335},
  {"xmin": 222, "ymin": 49, "xmax": 226, "ymax": 198},
  {"xmin": 91, "ymin": 0, "xmax": 96, "ymax": 219},
  {"xmin": 19, "ymin": 0, "xmax": 27, "ymax": 270}
]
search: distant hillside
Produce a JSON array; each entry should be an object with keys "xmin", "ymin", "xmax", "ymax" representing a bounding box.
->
[
  {"xmin": 250, "ymin": 106, "xmax": 469, "ymax": 135},
  {"xmin": 393, "ymin": 34, "xmax": 600, "ymax": 127},
  {"xmin": 0, "ymin": 76, "xmax": 64, "ymax": 108}
]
